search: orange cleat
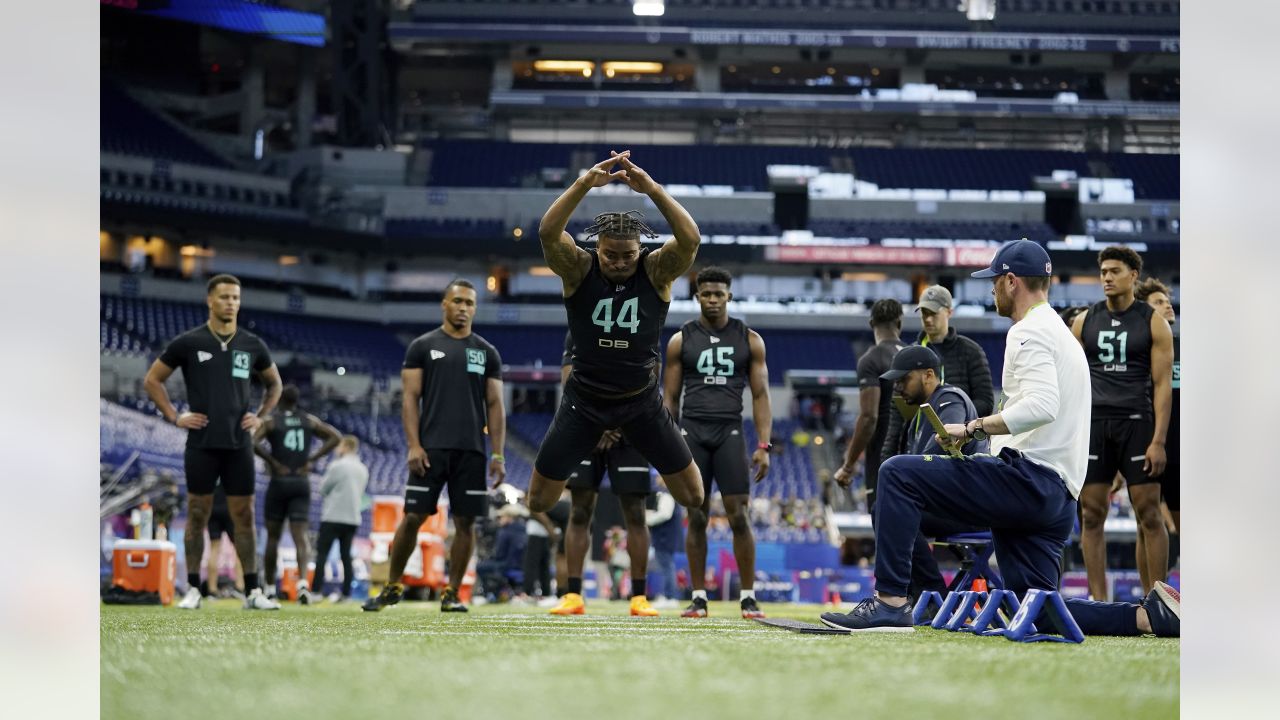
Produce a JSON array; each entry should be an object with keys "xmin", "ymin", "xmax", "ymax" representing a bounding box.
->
[
  {"xmin": 630, "ymin": 595, "xmax": 659, "ymax": 617},
  {"xmin": 549, "ymin": 592, "xmax": 585, "ymax": 615}
]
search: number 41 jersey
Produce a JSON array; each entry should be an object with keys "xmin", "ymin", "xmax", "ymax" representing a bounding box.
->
[
  {"xmin": 565, "ymin": 248, "xmax": 670, "ymax": 397},
  {"xmin": 1082, "ymin": 299, "xmax": 1154, "ymax": 420},
  {"xmin": 266, "ymin": 409, "xmax": 314, "ymax": 471},
  {"xmin": 680, "ymin": 317, "xmax": 752, "ymax": 422}
]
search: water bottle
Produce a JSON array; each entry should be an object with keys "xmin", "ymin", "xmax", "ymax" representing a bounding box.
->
[{"xmin": 138, "ymin": 503, "xmax": 153, "ymax": 541}]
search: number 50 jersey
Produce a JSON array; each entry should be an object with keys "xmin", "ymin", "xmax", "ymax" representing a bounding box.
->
[
  {"xmin": 679, "ymin": 317, "xmax": 752, "ymax": 422},
  {"xmin": 565, "ymin": 248, "xmax": 670, "ymax": 397}
]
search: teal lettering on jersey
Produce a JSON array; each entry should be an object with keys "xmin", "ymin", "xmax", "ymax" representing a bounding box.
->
[
  {"xmin": 466, "ymin": 348, "xmax": 486, "ymax": 374},
  {"xmin": 231, "ymin": 350, "xmax": 251, "ymax": 379}
]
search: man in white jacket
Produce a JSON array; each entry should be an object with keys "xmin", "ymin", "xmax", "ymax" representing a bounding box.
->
[
  {"xmin": 820, "ymin": 240, "xmax": 1179, "ymax": 638},
  {"xmin": 315, "ymin": 435, "xmax": 369, "ymax": 602}
]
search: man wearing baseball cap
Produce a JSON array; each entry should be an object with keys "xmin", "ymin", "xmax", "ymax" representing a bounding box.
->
[
  {"xmin": 820, "ymin": 240, "xmax": 1179, "ymax": 637},
  {"xmin": 880, "ymin": 285, "xmax": 995, "ymax": 468},
  {"xmin": 880, "ymin": 344, "xmax": 987, "ymax": 604}
]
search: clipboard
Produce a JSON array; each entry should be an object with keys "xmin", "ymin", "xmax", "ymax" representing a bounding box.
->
[
  {"xmin": 892, "ymin": 396, "xmax": 916, "ymax": 422},
  {"xmin": 919, "ymin": 403, "xmax": 964, "ymax": 458}
]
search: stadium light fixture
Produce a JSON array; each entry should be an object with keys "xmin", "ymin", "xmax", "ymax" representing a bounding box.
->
[
  {"xmin": 632, "ymin": 1, "xmax": 665, "ymax": 17},
  {"xmin": 532, "ymin": 60, "xmax": 595, "ymax": 74},
  {"xmin": 602, "ymin": 61, "xmax": 665, "ymax": 74}
]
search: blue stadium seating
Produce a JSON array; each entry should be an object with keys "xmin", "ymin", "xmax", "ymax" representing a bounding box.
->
[
  {"xmin": 101, "ymin": 81, "xmax": 230, "ymax": 168},
  {"xmin": 421, "ymin": 141, "xmax": 1179, "ymax": 200}
]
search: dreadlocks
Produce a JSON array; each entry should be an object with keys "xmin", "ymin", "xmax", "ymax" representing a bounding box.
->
[{"xmin": 583, "ymin": 210, "xmax": 659, "ymax": 243}]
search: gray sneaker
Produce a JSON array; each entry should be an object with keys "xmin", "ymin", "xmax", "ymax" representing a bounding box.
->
[{"xmin": 243, "ymin": 588, "xmax": 282, "ymax": 610}]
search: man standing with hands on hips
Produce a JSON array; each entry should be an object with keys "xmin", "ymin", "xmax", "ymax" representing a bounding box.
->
[{"xmin": 819, "ymin": 241, "xmax": 1179, "ymax": 637}]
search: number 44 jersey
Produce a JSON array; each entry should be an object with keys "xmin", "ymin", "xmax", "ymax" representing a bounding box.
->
[
  {"xmin": 565, "ymin": 248, "xmax": 670, "ymax": 397},
  {"xmin": 680, "ymin": 317, "xmax": 752, "ymax": 422},
  {"xmin": 1081, "ymin": 299, "xmax": 1155, "ymax": 420}
]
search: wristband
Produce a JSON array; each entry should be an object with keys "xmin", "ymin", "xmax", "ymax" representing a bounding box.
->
[
  {"xmin": 757, "ymin": 442, "xmax": 773, "ymax": 451},
  {"xmin": 490, "ymin": 453, "xmax": 505, "ymax": 462}
]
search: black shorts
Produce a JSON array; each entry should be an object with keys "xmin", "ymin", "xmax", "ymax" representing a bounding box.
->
[
  {"xmin": 534, "ymin": 379, "xmax": 692, "ymax": 480},
  {"xmin": 264, "ymin": 475, "xmax": 311, "ymax": 523},
  {"xmin": 567, "ymin": 439, "xmax": 652, "ymax": 496},
  {"xmin": 206, "ymin": 507, "xmax": 234, "ymax": 539},
  {"xmin": 1085, "ymin": 417, "xmax": 1157, "ymax": 486},
  {"xmin": 184, "ymin": 445, "xmax": 256, "ymax": 496},
  {"xmin": 681, "ymin": 418, "xmax": 750, "ymax": 498},
  {"xmin": 404, "ymin": 449, "xmax": 487, "ymax": 517}
]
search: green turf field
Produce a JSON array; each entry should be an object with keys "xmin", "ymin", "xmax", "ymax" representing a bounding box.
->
[{"xmin": 101, "ymin": 599, "xmax": 1178, "ymax": 719}]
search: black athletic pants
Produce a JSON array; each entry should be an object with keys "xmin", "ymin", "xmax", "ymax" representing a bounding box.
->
[
  {"xmin": 522, "ymin": 534, "xmax": 552, "ymax": 597},
  {"xmin": 314, "ymin": 521, "xmax": 358, "ymax": 596}
]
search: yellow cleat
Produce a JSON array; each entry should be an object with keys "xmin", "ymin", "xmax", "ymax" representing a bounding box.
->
[
  {"xmin": 549, "ymin": 592, "xmax": 585, "ymax": 615},
  {"xmin": 630, "ymin": 595, "xmax": 659, "ymax": 617}
]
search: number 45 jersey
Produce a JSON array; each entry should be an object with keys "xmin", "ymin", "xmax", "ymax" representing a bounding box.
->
[
  {"xmin": 565, "ymin": 248, "xmax": 669, "ymax": 398},
  {"xmin": 679, "ymin": 317, "xmax": 752, "ymax": 422},
  {"xmin": 1082, "ymin": 299, "xmax": 1155, "ymax": 420}
]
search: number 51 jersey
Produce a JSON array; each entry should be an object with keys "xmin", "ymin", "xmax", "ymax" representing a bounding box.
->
[
  {"xmin": 565, "ymin": 248, "xmax": 669, "ymax": 397},
  {"xmin": 680, "ymin": 317, "xmax": 752, "ymax": 422},
  {"xmin": 1081, "ymin": 299, "xmax": 1154, "ymax": 420}
]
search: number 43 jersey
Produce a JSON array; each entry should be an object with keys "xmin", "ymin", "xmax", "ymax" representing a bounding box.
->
[
  {"xmin": 680, "ymin": 317, "xmax": 752, "ymax": 422},
  {"xmin": 1082, "ymin": 299, "xmax": 1155, "ymax": 420},
  {"xmin": 565, "ymin": 248, "xmax": 669, "ymax": 397}
]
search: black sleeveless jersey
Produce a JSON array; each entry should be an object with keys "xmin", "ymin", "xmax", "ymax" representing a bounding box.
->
[
  {"xmin": 266, "ymin": 410, "xmax": 314, "ymax": 472},
  {"xmin": 679, "ymin": 317, "xmax": 752, "ymax": 423},
  {"xmin": 1082, "ymin": 299, "xmax": 1155, "ymax": 420},
  {"xmin": 565, "ymin": 248, "xmax": 669, "ymax": 397}
]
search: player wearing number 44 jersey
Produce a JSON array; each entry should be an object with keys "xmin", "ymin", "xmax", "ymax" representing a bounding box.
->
[
  {"xmin": 528, "ymin": 151, "xmax": 706, "ymax": 563},
  {"xmin": 1071, "ymin": 246, "xmax": 1174, "ymax": 600},
  {"xmin": 664, "ymin": 267, "xmax": 772, "ymax": 620}
]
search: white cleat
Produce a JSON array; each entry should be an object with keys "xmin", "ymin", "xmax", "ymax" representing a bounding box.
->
[
  {"xmin": 243, "ymin": 588, "xmax": 282, "ymax": 610},
  {"xmin": 177, "ymin": 587, "xmax": 202, "ymax": 610}
]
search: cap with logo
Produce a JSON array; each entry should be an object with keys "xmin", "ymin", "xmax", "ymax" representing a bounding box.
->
[
  {"xmin": 971, "ymin": 239, "xmax": 1054, "ymax": 279},
  {"xmin": 879, "ymin": 345, "xmax": 942, "ymax": 381},
  {"xmin": 915, "ymin": 285, "xmax": 953, "ymax": 313}
]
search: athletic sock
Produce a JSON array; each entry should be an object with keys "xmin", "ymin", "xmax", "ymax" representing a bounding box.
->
[
  {"xmin": 199, "ymin": 580, "xmax": 210, "ymax": 597},
  {"xmin": 567, "ymin": 577, "xmax": 583, "ymax": 595},
  {"xmin": 244, "ymin": 572, "xmax": 259, "ymax": 592},
  {"xmin": 631, "ymin": 578, "xmax": 646, "ymax": 599},
  {"xmin": 692, "ymin": 590, "xmax": 708, "ymax": 602},
  {"xmin": 189, "ymin": 574, "xmax": 202, "ymax": 593},
  {"xmin": 740, "ymin": 589, "xmax": 755, "ymax": 601}
]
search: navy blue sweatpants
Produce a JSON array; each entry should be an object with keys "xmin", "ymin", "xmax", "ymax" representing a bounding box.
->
[{"xmin": 875, "ymin": 447, "xmax": 1142, "ymax": 636}]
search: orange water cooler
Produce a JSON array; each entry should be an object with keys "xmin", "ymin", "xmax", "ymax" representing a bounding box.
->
[{"xmin": 111, "ymin": 539, "xmax": 177, "ymax": 605}]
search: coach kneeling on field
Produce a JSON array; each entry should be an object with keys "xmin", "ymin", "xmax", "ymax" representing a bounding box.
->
[{"xmin": 819, "ymin": 240, "xmax": 1180, "ymax": 637}]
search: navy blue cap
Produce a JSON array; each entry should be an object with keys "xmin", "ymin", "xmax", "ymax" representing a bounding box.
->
[
  {"xmin": 880, "ymin": 345, "xmax": 941, "ymax": 381},
  {"xmin": 971, "ymin": 239, "xmax": 1053, "ymax": 279}
]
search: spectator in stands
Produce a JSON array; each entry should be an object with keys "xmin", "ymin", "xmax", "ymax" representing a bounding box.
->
[
  {"xmin": 834, "ymin": 299, "xmax": 905, "ymax": 513},
  {"xmin": 880, "ymin": 285, "xmax": 995, "ymax": 472},
  {"xmin": 877, "ymin": 345, "xmax": 989, "ymax": 603},
  {"xmin": 314, "ymin": 435, "xmax": 369, "ymax": 604},
  {"xmin": 646, "ymin": 477, "xmax": 682, "ymax": 605},
  {"xmin": 480, "ymin": 504, "xmax": 528, "ymax": 600}
]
